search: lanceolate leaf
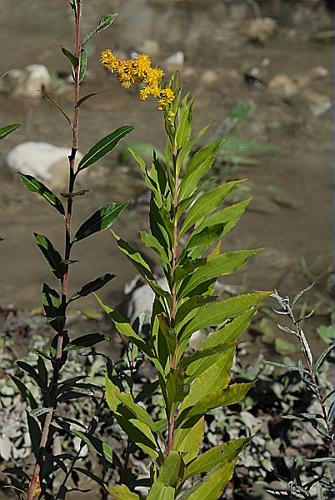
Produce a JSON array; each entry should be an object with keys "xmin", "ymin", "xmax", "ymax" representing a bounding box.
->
[
  {"xmin": 70, "ymin": 273, "xmax": 115, "ymax": 301},
  {"xmin": 179, "ymin": 138, "xmax": 224, "ymax": 201},
  {"xmin": 147, "ymin": 482, "xmax": 175, "ymax": 500},
  {"xmin": 74, "ymin": 202, "xmax": 128, "ymax": 242},
  {"xmin": 179, "ymin": 349, "xmax": 234, "ymax": 410},
  {"xmin": 74, "ymin": 431, "xmax": 121, "ymax": 467},
  {"xmin": 157, "ymin": 451, "xmax": 183, "ymax": 487},
  {"xmin": 178, "ymin": 292, "xmax": 269, "ymax": 341},
  {"xmin": 79, "ymin": 48, "xmax": 88, "ymax": 82},
  {"xmin": 65, "ymin": 333, "xmax": 105, "ymax": 350},
  {"xmin": 34, "ymin": 233, "xmax": 66, "ymax": 279},
  {"xmin": 78, "ymin": 126, "xmax": 134, "ymax": 171},
  {"xmin": 183, "ymin": 460, "xmax": 237, "ymax": 500},
  {"xmin": 42, "ymin": 284, "xmax": 63, "ymax": 333},
  {"xmin": 0, "ymin": 123, "xmax": 20, "ymax": 139},
  {"xmin": 179, "ymin": 180, "xmax": 241, "ymax": 238},
  {"xmin": 177, "ymin": 382, "xmax": 255, "ymax": 426},
  {"xmin": 105, "ymin": 376, "xmax": 157, "ymax": 431},
  {"xmin": 113, "ymin": 233, "xmax": 170, "ymax": 299},
  {"xmin": 178, "ymin": 249, "xmax": 260, "ymax": 298},
  {"xmin": 184, "ymin": 438, "xmax": 250, "ymax": 480},
  {"xmin": 173, "ymin": 417, "xmax": 204, "ymax": 464},
  {"xmin": 105, "ymin": 485, "xmax": 139, "ymax": 500},
  {"xmin": 18, "ymin": 173, "xmax": 65, "ymax": 215},
  {"xmin": 61, "ymin": 46, "xmax": 79, "ymax": 68}
]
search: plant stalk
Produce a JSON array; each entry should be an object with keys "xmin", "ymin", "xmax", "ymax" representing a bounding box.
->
[
  {"xmin": 26, "ymin": 2, "xmax": 82, "ymax": 498},
  {"xmin": 167, "ymin": 152, "xmax": 179, "ymax": 453}
]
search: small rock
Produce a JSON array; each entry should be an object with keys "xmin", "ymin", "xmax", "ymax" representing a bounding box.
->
[
  {"xmin": 7, "ymin": 142, "xmax": 82, "ymax": 189},
  {"xmin": 10, "ymin": 64, "xmax": 51, "ymax": 97},
  {"xmin": 245, "ymin": 18, "xmax": 277, "ymax": 44},
  {"xmin": 201, "ymin": 69, "xmax": 219, "ymax": 86},
  {"xmin": 269, "ymin": 74, "xmax": 298, "ymax": 98},
  {"xmin": 309, "ymin": 65, "xmax": 328, "ymax": 80},
  {"xmin": 163, "ymin": 51, "xmax": 184, "ymax": 73},
  {"xmin": 138, "ymin": 39, "xmax": 160, "ymax": 57},
  {"xmin": 302, "ymin": 89, "xmax": 331, "ymax": 116}
]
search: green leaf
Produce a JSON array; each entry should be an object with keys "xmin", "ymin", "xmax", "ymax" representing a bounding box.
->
[
  {"xmin": 105, "ymin": 485, "xmax": 139, "ymax": 500},
  {"xmin": 140, "ymin": 231, "xmax": 170, "ymax": 266},
  {"xmin": 79, "ymin": 48, "xmax": 88, "ymax": 82},
  {"xmin": 42, "ymin": 283, "xmax": 63, "ymax": 333},
  {"xmin": 147, "ymin": 482, "xmax": 175, "ymax": 500},
  {"xmin": 158, "ymin": 451, "xmax": 183, "ymax": 487},
  {"xmin": 183, "ymin": 460, "xmax": 237, "ymax": 499},
  {"xmin": 83, "ymin": 14, "xmax": 118, "ymax": 46},
  {"xmin": 209, "ymin": 312, "xmax": 256, "ymax": 350},
  {"xmin": 18, "ymin": 173, "xmax": 65, "ymax": 215},
  {"xmin": 184, "ymin": 438, "xmax": 250, "ymax": 480},
  {"xmin": 74, "ymin": 202, "xmax": 128, "ymax": 242},
  {"xmin": 73, "ymin": 431, "xmax": 121, "ymax": 467},
  {"xmin": 113, "ymin": 233, "xmax": 169, "ymax": 299},
  {"xmin": 178, "ymin": 249, "xmax": 260, "ymax": 298},
  {"xmin": 178, "ymin": 292, "xmax": 269, "ymax": 341},
  {"xmin": 78, "ymin": 126, "xmax": 134, "ymax": 171},
  {"xmin": 61, "ymin": 46, "xmax": 79, "ymax": 68},
  {"xmin": 70, "ymin": 273, "xmax": 115, "ymax": 301},
  {"xmin": 179, "ymin": 342, "xmax": 236, "ymax": 373},
  {"xmin": 177, "ymin": 382, "xmax": 255, "ymax": 426},
  {"xmin": 65, "ymin": 333, "xmax": 105, "ymax": 350},
  {"xmin": 179, "ymin": 139, "xmax": 224, "ymax": 201},
  {"xmin": 96, "ymin": 13, "xmax": 118, "ymax": 33},
  {"xmin": 77, "ymin": 91, "xmax": 104, "ymax": 107},
  {"xmin": 9, "ymin": 375, "xmax": 38, "ymax": 409},
  {"xmin": 0, "ymin": 123, "xmax": 20, "ymax": 139},
  {"xmin": 26, "ymin": 412, "xmax": 41, "ymax": 459},
  {"xmin": 105, "ymin": 376, "xmax": 157, "ymax": 431},
  {"xmin": 314, "ymin": 342, "xmax": 335, "ymax": 373},
  {"xmin": 184, "ymin": 198, "xmax": 251, "ymax": 259},
  {"xmin": 179, "ymin": 348, "xmax": 234, "ymax": 411},
  {"xmin": 17, "ymin": 361, "xmax": 46, "ymax": 390},
  {"xmin": 179, "ymin": 181, "xmax": 241, "ymax": 238},
  {"xmin": 34, "ymin": 233, "xmax": 66, "ymax": 280},
  {"xmin": 173, "ymin": 417, "xmax": 204, "ymax": 464},
  {"xmin": 41, "ymin": 92, "xmax": 72, "ymax": 125}
]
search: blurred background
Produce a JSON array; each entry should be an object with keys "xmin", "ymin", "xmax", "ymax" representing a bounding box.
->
[{"xmin": 0, "ymin": 0, "xmax": 333, "ymax": 335}]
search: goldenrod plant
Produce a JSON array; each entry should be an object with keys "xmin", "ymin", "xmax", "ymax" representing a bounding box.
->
[
  {"xmin": 6, "ymin": 2, "xmax": 132, "ymax": 498},
  {"xmin": 93, "ymin": 66, "xmax": 269, "ymax": 497}
]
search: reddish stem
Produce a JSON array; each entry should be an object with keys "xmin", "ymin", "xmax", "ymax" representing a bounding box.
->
[{"xmin": 26, "ymin": 3, "xmax": 82, "ymax": 498}]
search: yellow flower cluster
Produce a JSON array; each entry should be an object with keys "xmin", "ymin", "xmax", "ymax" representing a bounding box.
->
[{"xmin": 100, "ymin": 49, "xmax": 174, "ymax": 110}]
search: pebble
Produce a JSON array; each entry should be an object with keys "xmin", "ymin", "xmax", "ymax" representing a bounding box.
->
[
  {"xmin": 201, "ymin": 69, "xmax": 219, "ymax": 86},
  {"xmin": 245, "ymin": 18, "xmax": 277, "ymax": 44},
  {"xmin": 163, "ymin": 51, "xmax": 184, "ymax": 73},
  {"xmin": 7, "ymin": 142, "xmax": 82, "ymax": 189},
  {"xmin": 8, "ymin": 64, "xmax": 51, "ymax": 97},
  {"xmin": 138, "ymin": 39, "xmax": 160, "ymax": 57},
  {"xmin": 269, "ymin": 74, "xmax": 298, "ymax": 98}
]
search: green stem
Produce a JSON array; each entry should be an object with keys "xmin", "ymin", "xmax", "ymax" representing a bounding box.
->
[{"xmin": 167, "ymin": 151, "xmax": 179, "ymax": 454}]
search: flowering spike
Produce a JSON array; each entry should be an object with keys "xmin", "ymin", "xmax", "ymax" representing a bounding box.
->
[{"xmin": 100, "ymin": 49, "xmax": 174, "ymax": 110}]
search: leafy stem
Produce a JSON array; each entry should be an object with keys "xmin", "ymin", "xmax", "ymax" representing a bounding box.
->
[{"xmin": 26, "ymin": 2, "xmax": 82, "ymax": 498}]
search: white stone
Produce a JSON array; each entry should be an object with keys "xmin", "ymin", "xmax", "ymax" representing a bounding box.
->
[
  {"xmin": 12, "ymin": 64, "xmax": 51, "ymax": 97},
  {"xmin": 201, "ymin": 69, "xmax": 219, "ymax": 86},
  {"xmin": 163, "ymin": 51, "xmax": 184, "ymax": 73},
  {"xmin": 245, "ymin": 18, "xmax": 277, "ymax": 44},
  {"xmin": 7, "ymin": 142, "xmax": 82, "ymax": 189},
  {"xmin": 269, "ymin": 74, "xmax": 298, "ymax": 98},
  {"xmin": 138, "ymin": 39, "xmax": 160, "ymax": 57}
]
